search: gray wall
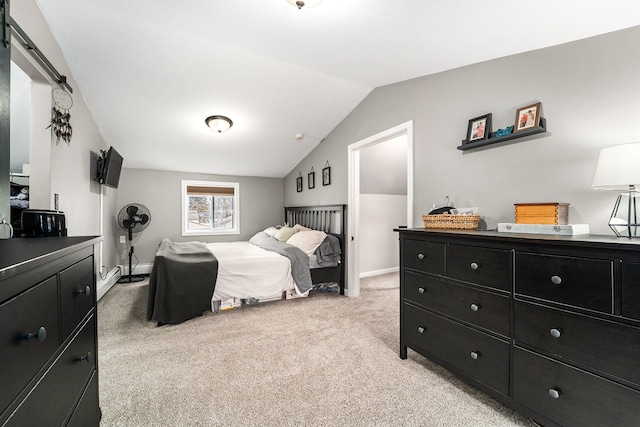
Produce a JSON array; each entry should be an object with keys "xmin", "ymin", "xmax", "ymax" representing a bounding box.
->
[
  {"xmin": 359, "ymin": 135, "xmax": 407, "ymax": 195},
  {"xmin": 115, "ymin": 168, "xmax": 284, "ymax": 266},
  {"xmin": 284, "ymin": 26, "xmax": 640, "ymax": 236},
  {"xmin": 10, "ymin": 2, "xmax": 115, "ymax": 273}
]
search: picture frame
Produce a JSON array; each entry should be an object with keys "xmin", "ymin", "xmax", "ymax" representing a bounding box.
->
[
  {"xmin": 514, "ymin": 102, "xmax": 542, "ymax": 133},
  {"xmin": 308, "ymin": 169, "xmax": 315, "ymax": 189},
  {"xmin": 322, "ymin": 166, "xmax": 331, "ymax": 186},
  {"xmin": 296, "ymin": 176, "xmax": 303, "ymax": 192},
  {"xmin": 466, "ymin": 113, "xmax": 492, "ymax": 143}
]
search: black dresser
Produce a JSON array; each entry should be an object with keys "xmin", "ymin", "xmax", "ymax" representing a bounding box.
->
[
  {"xmin": 397, "ymin": 228, "xmax": 640, "ymax": 427},
  {"xmin": 0, "ymin": 236, "xmax": 102, "ymax": 426}
]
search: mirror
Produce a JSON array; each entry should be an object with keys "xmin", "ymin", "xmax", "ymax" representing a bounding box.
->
[
  {"xmin": 1, "ymin": 25, "xmax": 55, "ymax": 238},
  {"xmin": 9, "ymin": 61, "xmax": 31, "ymax": 236}
]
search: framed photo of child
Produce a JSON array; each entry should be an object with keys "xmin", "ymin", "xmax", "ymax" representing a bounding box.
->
[
  {"xmin": 514, "ymin": 102, "xmax": 542, "ymax": 132},
  {"xmin": 466, "ymin": 113, "xmax": 492, "ymax": 143}
]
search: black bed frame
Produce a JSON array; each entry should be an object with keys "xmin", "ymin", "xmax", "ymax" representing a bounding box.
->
[{"xmin": 285, "ymin": 205, "xmax": 347, "ymax": 295}]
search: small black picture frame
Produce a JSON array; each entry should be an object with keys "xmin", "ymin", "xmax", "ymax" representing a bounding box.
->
[
  {"xmin": 308, "ymin": 171, "xmax": 315, "ymax": 189},
  {"xmin": 466, "ymin": 113, "xmax": 492, "ymax": 143},
  {"xmin": 296, "ymin": 176, "xmax": 303, "ymax": 192},
  {"xmin": 322, "ymin": 166, "xmax": 331, "ymax": 186}
]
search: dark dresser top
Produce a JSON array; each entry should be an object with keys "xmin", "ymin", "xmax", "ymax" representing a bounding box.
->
[
  {"xmin": 395, "ymin": 228, "xmax": 640, "ymax": 252},
  {"xmin": 0, "ymin": 236, "xmax": 102, "ymax": 283}
]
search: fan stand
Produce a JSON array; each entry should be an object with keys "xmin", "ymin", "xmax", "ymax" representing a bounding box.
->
[{"xmin": 118, "ymin": 228, "xmax": 145, "ymax": 283}]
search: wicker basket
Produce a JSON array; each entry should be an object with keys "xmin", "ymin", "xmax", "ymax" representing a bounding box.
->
[{"xmin": 422, "ymin": 213, "xmax": 480, "ymax": 230}]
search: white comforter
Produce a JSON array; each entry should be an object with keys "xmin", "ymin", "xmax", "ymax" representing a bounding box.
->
[{"xmin": 205, "ymin": 241, "xmax": 297, "ymax": 300}]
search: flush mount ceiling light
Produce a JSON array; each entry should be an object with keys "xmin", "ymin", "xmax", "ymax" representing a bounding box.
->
[
  {"xmin": 205, "ymin": 115, "xmax": 233, "ymax": 133},
  {"xmin": 287, "ymin": 0, "xmax": 322, "ymax": 10}
]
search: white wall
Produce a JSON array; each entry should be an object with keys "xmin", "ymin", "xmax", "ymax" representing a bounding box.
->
[
  {"xmin": 359, "ymin": 194, "xmax": 406, "ymax": 276},
  {"xmin": 284, "ymin": 26, "xmax": 640, "ymax": 236}
]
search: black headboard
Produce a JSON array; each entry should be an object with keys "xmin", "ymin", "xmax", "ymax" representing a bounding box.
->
[
  {"xmin": 284, "ymin": 205, "xmax": 347, "ymax": 294},
  {"xmin": 284, "ymin": 204, "xmax": 346, "ymax": 235}
]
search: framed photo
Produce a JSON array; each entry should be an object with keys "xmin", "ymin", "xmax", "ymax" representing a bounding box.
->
[
  {"xmin": 296, "ymin": 176, "xmax": 303, "ymax": 192},
  {"xmin": 322, "ymin": 166, "xmax": 331, "ymax": 186},
  {"xmin": 514, "ymin": 102, "xmax": 542, "ymax": 132},
  {"xmin": 466, "ymin": 113, "xmax": 492, "ymax": 143},
  {"xmin": 308, "ymin": 171, "xmax": 315, "ymax": 189}
]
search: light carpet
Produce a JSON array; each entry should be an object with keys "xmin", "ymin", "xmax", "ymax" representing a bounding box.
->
[{"xmin": 97, "ymin": 272, "xmax": 533, "ymax": 426}]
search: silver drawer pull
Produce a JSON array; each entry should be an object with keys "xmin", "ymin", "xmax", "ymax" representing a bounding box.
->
[
  {"xmin": 417, "ymin": 326, "xmax": 425, "ymax": 334},
  {"xmin": 417, "ymin": 253, "xmax": 425, "ymax": 260},
  {"xmin": 470, "ymin": 303, "xmax": 480, "ymax": 312},
  {"xmin": 548, "ymin": 388, "xmax": 561, "ymax": 399},
  {"xmin": 24, "ymin": 326, "xmax": 47, "ymax": 343},
  {"xmin": 470, "ymin": 351, "xmax": 480, "ymax": 360},
  {"xmin": 550, "ymin": 328, "xmax": 562, "ymax": 338},
  {"xmin": 551, "ymin": 275, "xmax": 562, "ymax": 285},
  {"xmin": 470, "ymin": 262, "xmax": 479, "ymax": 270},
  {"xmin": 418, "ymin": 287, "xmax": 426, "ymax": 294}
]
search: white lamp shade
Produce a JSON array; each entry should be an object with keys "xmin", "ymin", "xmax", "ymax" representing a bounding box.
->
[{"xmin": 592, "ymin": 142, "xmax": 640, "ymax": 190}]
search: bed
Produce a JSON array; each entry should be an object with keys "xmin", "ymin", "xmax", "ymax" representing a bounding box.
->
[{"xmin": 147, "ymin": 205, "xmax": 347, "ymax": 325}]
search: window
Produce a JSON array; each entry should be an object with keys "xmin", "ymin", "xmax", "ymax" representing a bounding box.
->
[{"xmin": 182, "ymin": 180, "xmax": 239, "ymax": 236}]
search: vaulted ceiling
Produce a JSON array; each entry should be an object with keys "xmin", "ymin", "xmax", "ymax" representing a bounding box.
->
[{"xmin": 35, "ymin": 0, "xmax": 640, "ymax": 177}]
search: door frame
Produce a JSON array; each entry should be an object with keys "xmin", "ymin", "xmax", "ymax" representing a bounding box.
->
[{"xmin": 347, "ymin": 120, "xmax": 414, "ymax": 297}]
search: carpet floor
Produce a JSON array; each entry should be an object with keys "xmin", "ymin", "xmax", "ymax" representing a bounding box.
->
[{"xmin": 97, "ymin": 272, "xmax": 534, "ymax": 426}]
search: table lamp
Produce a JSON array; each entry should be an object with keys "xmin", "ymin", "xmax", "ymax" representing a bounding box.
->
[{"xmin": 592, "ymin": 142, "xmax": 640, "ymax": 237}]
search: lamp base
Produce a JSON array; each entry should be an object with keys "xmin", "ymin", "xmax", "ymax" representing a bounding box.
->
[{"xmin": 608, "ymin": 190, "xmax": 640, "ymax": 238}]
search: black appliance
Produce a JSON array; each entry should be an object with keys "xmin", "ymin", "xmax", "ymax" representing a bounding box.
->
[{"xmin": 21, "ymin": 209, "xmax": 67, "ymax": 237}]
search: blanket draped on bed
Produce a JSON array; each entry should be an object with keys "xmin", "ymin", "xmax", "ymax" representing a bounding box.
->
[
  {"xmin": 249, "ymin": 232, "xmax": 313, "ymax": 294},
  {"xmin": 147, "ymin": 238, "xmax": 218, "ymax": 324}
]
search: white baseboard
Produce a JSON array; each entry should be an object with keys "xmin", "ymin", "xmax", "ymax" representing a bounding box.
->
[
  {"xmin": 359, "ymin": 266, "xmax": 399, "ymax": 279},
  {"xmin": 97, "ymin": 267, "xmax": 121, "ymax": 301},
  {"xmin": 118, "ymin": 263, "xmax": 153, "ymax": 276}
]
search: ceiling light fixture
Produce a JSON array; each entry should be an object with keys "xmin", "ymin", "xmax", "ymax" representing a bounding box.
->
[
  {"xmin": 287, "ymin": 0, "xmax": 322, "ymax": 10},
  {"xmin": 205, "ymin": 115, "xmax": 233, "ymax": 133}
]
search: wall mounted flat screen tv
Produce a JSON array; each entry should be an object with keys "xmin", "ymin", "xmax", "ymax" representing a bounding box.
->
[{"xmin": 96, "ymin": 146, "xmax": 123, "ymax": 188}]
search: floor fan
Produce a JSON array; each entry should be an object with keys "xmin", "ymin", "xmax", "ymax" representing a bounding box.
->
[{"xmin": 117, "ymin": 203, "xmax": 151, "ymax": 283}]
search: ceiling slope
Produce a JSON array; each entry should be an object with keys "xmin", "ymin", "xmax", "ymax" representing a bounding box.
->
[{"xmin": 34, "ymin": 0, "xmax": 640, "ymax": 177}]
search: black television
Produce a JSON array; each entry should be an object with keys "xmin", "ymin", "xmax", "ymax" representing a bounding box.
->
[{"xmin": 96, "ymin": 146, "xmax": 123, "ymax": 188}]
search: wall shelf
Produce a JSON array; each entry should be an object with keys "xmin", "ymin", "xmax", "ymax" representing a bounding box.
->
[{"xmin": 457, "ymin": 117, "xmax": 546, "ymax": 151}]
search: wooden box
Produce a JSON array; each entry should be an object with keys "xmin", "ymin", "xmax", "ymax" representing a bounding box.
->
[{"xmin": 514, "ymin": 203, "xmax": 569, "ymax": 225}]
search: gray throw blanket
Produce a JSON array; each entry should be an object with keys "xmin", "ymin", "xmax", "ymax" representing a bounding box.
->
[
  {"xmin": 249, "ymin": 232, "xmax": 313, "ymax": 293},
  {"xmin": 316, "ymin": 233, "xmax": 342, "ymax": 266},
  {"xmin": 147, "ymin": 238, "xmax": 218, "ymax": 324}
]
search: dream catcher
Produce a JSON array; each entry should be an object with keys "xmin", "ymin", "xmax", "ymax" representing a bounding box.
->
[{"xmin": 50, "ymin": 79, "xmax": 73, "ymax": 144}]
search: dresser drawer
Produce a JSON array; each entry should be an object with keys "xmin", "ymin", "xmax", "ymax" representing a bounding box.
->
[
  {"xmin": 4, "ymin": 315, "xmax": 97, "ymax": 427},
  {"xmin": 405, "ymin": 271, "xmax": 510, "ymax": 336},
  {"xmin": 514, "ymin": 347, "xmax": 640, "ymax": 427},
  {"xmin": 514, "ymin": 301, "xmax": 640, "ymax": 387},
  {"xmin": 403, "ymin": 238, "xmax": 445, "ymax": 275},
  {"xmin": 60, "ymin": 256, "xmax": 95, "ymax": 340},
  {"xmin": 67, "ymin": 371, "xmax": 100, "ymax": 427},
  {"xmin": 515, "ymin": 252, "xmax": 613, "ymax": 313},
  {"xmin": 448, "ymin": 244, "xmax": 511, "ymax": 291},
  {"xmin": 403, "ymin": 303, "xmax": 510, "ymax": 395},
  {"xmin": 0, "ymin": 276, "xmax": 60, "ymax": 415},
  {"xmin": 622, "ymin": 262, "xmax": 640, "ymax": 321}
]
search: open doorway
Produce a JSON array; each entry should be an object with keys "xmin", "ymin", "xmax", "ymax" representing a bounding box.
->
[{"xmin": 347, "ymin": 121, "xmax": 414, "ymax": 298}]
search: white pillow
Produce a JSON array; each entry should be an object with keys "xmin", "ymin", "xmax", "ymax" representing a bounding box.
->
[
  {"xmin": 293, "ymin": 223, "xmax": 311, "ymax": 231},
  {"xmin": 286, "ymin": 230, "xmax": 327, "ymax": 256},
  {"xmin": 263, "ymin": 226, "xmax": 278, "ymax": 237},
  {"xmin": 274, "ymin": 226, "xmax": 299, "ymax": 242}
]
